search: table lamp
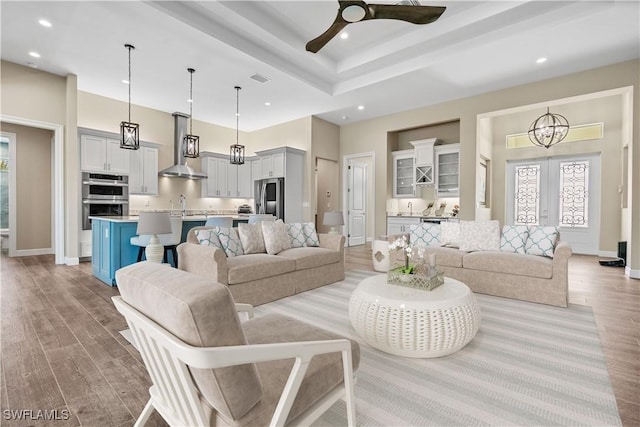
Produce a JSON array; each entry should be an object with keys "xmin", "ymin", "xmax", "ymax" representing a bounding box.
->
[
  {"xmin": 323, "ymin": 211, "xmax": 344, "ymax": 235},
  {"xmin": 136, "ymin": 212, "xmax": 172, "ymax": 263}
]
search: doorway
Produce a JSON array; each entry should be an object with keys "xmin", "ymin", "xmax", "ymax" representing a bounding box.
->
[
  {"xmin": 315, "ymin": 157, "xmax": 339, "ymax": 234},
  {"xmin": 343, "ymin": 153, "xmax": 375, "ymax": 247},
  {"xmin": 506, "ymin": 153, "xmax": 601, "ymax": 254}
]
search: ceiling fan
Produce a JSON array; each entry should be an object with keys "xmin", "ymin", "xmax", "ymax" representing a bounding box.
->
[{"xmin": 306, "ymin": 0, "xmax": 446, "ymax": 53}]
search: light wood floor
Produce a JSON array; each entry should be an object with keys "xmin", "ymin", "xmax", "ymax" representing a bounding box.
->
[{"xmin": 1, "ymin": 247, "xmax": 638, "ymax": 426}]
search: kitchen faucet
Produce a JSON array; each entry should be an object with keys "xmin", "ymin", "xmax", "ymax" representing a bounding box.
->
[
  {"xmin": 179, "ymin": 194, "xmax": 186, "ymax": 217},
  {"xmin": 408, "ymin": 201, "xmax": 413, "ymax": 216}
]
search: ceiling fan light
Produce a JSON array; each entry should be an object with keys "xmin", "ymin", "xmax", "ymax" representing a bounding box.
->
[{"xmin": 342, "ymin": 5, "xmax": 366, "ymax": 22}]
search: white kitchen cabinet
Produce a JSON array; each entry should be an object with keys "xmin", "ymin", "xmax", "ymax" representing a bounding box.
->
[
  {"xmin": 234, "ymin": 162, "xmax": 252, "ymax": 198},
  {"xmin": 387, "ymin": 216, "xmax": 420, "ymax": 235},
  {"xmin": 392, "ymin": 149, "xmax": 415, "ymax": 198},
  {"xmin": 259, "ymin": 151, "xmax": 285, "ymax": 178},
  {"xmin": 410, "ymin": 138, "xmax": 438, "ymax": 185},
  {"xmin": 201, "ymin": 153, "xmax": 254, "ymax": 198},
  {"xmin": 435, "ymin": 143, "xmax": 460, "ymax": 197},
  {"xmin": 129, "ymin": 146, "xmax": 158, "ymax": 195},
  {"xmin": 80, "ymin": 134, "xmax": 130, "ymax": 174}
]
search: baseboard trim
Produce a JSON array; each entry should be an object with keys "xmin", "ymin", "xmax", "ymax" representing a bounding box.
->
[
  {"xmin": 625, "ymin": 266, "xmax": 640, "ymax": 279},
  {"xmin": 15, "ymin": 248, "xmax": 53, "ymax": 257},
  {"xmin": 65, "ymin": 257, "xmax": 80, "ymax": 266},
  {"xmin": 597, "ymin": 251, "xmax": 618, "ymax": 258}
]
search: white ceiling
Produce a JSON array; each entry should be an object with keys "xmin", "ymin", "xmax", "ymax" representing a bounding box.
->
[{"xmin": 1, "ymin": 1, "xmax": 639, "ymax": 131}]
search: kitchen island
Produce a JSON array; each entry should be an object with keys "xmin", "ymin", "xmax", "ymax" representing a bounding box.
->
[{"xmin": 89, "ymin": 215, "xmax": 249, "ymax": 286}]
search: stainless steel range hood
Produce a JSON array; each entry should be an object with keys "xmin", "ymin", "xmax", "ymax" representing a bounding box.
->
[{"xmin": 158, "ymin": 112, "xmax": 207, "ymax": 179}]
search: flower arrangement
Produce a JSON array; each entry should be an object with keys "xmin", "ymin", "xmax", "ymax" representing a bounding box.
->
[{"xmin": 388, "ymin": 235, "xmax": 425, "ymax": 274}]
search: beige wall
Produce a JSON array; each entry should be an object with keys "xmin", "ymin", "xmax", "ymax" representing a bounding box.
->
[
  {"xmin": 340, "ymin": 60, "xmax": 639, "ymax": 272},
  {"xmin": 0, "ymin": 122, "xmax": 52, "ymax": 250}
]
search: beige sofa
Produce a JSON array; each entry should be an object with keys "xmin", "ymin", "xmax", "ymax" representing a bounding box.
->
[{"xmin": 177, "ymin": 226, "xmax": 345, "ymax": 306}]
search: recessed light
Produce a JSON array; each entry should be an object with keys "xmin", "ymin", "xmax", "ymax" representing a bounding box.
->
[
  {"xmin": 536, "ymin": 57, "xmax": 547, "ymax": 64},
  {"xmin": 27, "ymin": 62, "xmax": 39, "ymax": 69},
  {"xmin": 187, "ymin": 99, "xmax": 193, "ymax": 103},
  {"xmin": 38, "ymin": 19, "xmax": 52, "ymax": 27},
  {"xmin": 342, "ymin": 115, "xmax": 349, "ymax": 120},
  {"xmin": 357, "ymin": 105, "xmax": 365, "ymax": 110},
  {"xmin": 340, "ymin": 32, "xmax": 349, "ymax": 40},
  {"xmin": 29, "ymin": 51, "xmax": 41, "ymax": 58},
  {"xmin": 122, "ymin": 79, "xmax": 129, "ymax": 84},
  {"xmin": 264, "ymin": 102, "xmax": 271, "ymax": 106}
]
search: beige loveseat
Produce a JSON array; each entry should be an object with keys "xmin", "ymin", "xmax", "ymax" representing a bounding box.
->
[
  {"xmin": 177, "ymin": 226, "xmax": 345, "ymax": 306},
  {"xmin": 390, "ymin": 222, "xmax": 573, "ymax": 307}
]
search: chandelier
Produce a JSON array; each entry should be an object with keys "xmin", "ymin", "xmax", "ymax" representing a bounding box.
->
[
  {"xmin": 120, "ymin": 44, "xmax": 139, "ymax": 150},
  {"xmin": 230, "ymin": 86, "xmax": 245, "ymax": 165},
  {"xmin": 528, "ymin": 108, "xmax": 570, "ymax": 149},
  {"xmin": 183, "ymin": 68, "xmax": 199, "ymax": 158}
]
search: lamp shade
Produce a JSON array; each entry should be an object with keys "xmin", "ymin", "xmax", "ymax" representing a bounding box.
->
[
  {"xmin": 137, "ymin": 212, "xmax": 172, "ymax": 236},
  {"xmin": 323, "ymin": 212, "xmax": 344, "ymax": 226}
]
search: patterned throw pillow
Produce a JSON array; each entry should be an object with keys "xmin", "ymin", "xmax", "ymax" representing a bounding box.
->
[
  {"xmin": 215, "ymin": 226, "xmax": 245, "ymax": 257},
  {"xmin": 195, "ymin": 229, "xmax": 223, "ymax": 249},
  {"xmin": 409, "ymin": 223, "xmax": 440, "ymax": 247},
  {"xmin": 261, "ymin": 220, "xmax": 291, "ymax": 255},
  {"xmin": 500, "ymin": 225, "xmax": 529, "ymax": 254},
  {"xmin": 440, "ymin": 221, "xmax": 461, "ymax": 248},
  {"xmin": 458, "ymin": 220, "xmax": 501, "ymax": 252},
  {"xmin": 303, "ymin": 222, "xmax": 320, "ymax": 247},
  {"xmin": 525, "ymin": 226, "xmax": 559, "ymax": 258},
  {"xmin": 237, "ymin": 223, "xmax": 266, "ymax": 254},
  {"xmin": 286, "ymin": 223, "xmax": 307, "ymax": 248}
]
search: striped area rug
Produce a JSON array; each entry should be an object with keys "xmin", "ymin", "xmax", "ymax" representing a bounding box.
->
[{"xmin": 255, "ymin": 270, "xmax": 621, "ymax": 427}]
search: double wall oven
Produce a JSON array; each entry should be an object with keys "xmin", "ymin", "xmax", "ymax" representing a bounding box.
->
[{"xmin": 82, "ymin": 172, "xmax": 129, "ymax": 230}]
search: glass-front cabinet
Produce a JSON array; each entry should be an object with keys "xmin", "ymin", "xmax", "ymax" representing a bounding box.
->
[
  {"xmin": 435, "ymin": 143, "xmax": 460, "ymax": 197},
  {"xmin": 392, "ymin": 149, "xmax": 415, "ymax": 198}
]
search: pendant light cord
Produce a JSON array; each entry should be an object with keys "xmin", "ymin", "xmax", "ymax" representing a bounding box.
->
[
  {"xmin": 125, "ymin": 44, "xmax": 134, "ymax": 123},
  {"xmin": 235, "ymin": 86, "xmax": 241, "ymax": 145},
  {"xmin": 188, "ymin": 68, "xmax": 195, "ymax": 135}
]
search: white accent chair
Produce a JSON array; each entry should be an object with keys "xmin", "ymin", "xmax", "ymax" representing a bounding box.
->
[
  {"xmin": 130, "ymin": 216, "xmax": 182, "ymax": 267},
  {"xmin": 113, "ymin": 262, "xmax": 358, "ymax": 427},
  {"xmin": 248, "ymin": 214, "xmax": 276, "ymax": 224},
  {"xmin": 204, "ymin": 216, "xmax": 233, "ymax": 228}
]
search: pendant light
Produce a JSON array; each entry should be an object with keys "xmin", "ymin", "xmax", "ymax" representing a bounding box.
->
[
  {"xmin": 230, "ymin": 86, "xmax": 245, "ymax": 165},
  {"xmin": 528, "ymin": 107, "xmax": 570, "ymax": 149},
  {"xmin": 183, "ymin": 68, "xmax": 199, "ymax": 158},
  {"xmin": 120, "ymin": 44, "xmax": 139, "ymax": 150}
]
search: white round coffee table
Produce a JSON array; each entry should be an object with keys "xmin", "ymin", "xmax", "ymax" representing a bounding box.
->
[{"xmin": 348, "ymin": 274, "xmax": 480, "ymax": 358}]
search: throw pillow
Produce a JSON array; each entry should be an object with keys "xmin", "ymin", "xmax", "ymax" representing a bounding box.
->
[
  {"xmin": 459, "ymin": 220, "xmax": 501, "ymax": 252},
  {"xmin": 237, "ymin": 223, "xmax": 266, "ymax": 254},
  {"xmin": 440, "ymin": 221, "xmax": 461, "ymax": 248},
  {"xmin": 261, "ymin": 220, "xmax": 291, "ymax": 255},
  {"xmin": 500, "ymin": 225, "xmax": 529, "ymax": 254},
  {"xmin": 525, "ymin": 226, "xmax": 559, "ymax": 258},
  {"xmin": 286, "ymin": 222, "xmax": 307, "ymax": 248},
  {"xmin": 409, "ymin": 223, "xmax": 440, "ymax": 247},
  {"xmin": 215, "ymin": 227, "xmax": 245, "ymax": 257},
  {"xmin": 303, "ymin": 222, "xmax": 320, "ymax": 247},
  {"xmin": 195, "ymin": 229, "xmax": 223, "ymax": 250}
]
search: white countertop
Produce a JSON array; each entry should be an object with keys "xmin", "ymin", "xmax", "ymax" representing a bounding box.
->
[{"xmin": 89, "ymin": 214, "xmax": 251, "ymax": 223}]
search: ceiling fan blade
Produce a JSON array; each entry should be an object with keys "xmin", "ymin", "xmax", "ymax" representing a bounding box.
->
[
  {"xmin": 306, "ymin": 19, "xmax": 348, "ymax": 53},
  {"xmin": 367, "ymin": 4, "xmax": 446, "ymax": 24}
]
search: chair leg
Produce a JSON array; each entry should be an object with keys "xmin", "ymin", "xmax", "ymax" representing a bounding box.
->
[
  {"xmin": 162, "ymin": 247, "xmax": 168, "ymax": 264},
  {"xmin": 134, "ymin": 399, "xmax": 155, "ymax": 427},
  {"xmin": 171, "ymin": 247, "xmax": 178, "ymax": 268},
  {"xmin": 137, "ymin": 247, "xmax": 145, "ymax": 262}
]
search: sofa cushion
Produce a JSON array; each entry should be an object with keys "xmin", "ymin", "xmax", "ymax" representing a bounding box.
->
[
  {"xmin": 440, "ymin": 221, "xmax": 461, "ymax": 248},
  {"xmin": 500, "ymin": 225, "xmax": 529, "ymax": 254},
  {"xmin": 278, "ymin": 247, "xmax": 340, "ymax": 270},
  {"xmin": 195, "ymin": 228, "xmax": 223, "ymax": 249},
  {"xmin": 262, "ymin": 220, "xmax": 292, "ymax": 255},
  {"xmin": 226, "ymin": 254, "xmax": 296, "ymax": 284},
  {"xmin": 459, "ymin": 220, "xmax": 500, "ymax": 252},
  {"xmin": 424, "ymin": 246, "xmax": 466, "ymax": 268},
  {"xmin": 238, "ymin": 223, "xmax": 266, "ymax": 254},
  {"xmin": 216, "ymin": 227, "xmax": 245, "ymax": 257},
  {"xmin": 409, "ymin": 223, "xmax": 440, "ymax": 247},
  {"xmin": 115, "ymin": 262, "xmax": 263, "ymax": 421},
  {"xmin": 285, "ymin": 222, "xmax": 307, "ymax": 248},
  {"xmin": 463, "ymin": 250, "xmax": 553, "ymax": 279},
  {"xmin": 525, "ymin": 226, "xmax": 559, "ymax": 258},
  {"xmin": 303, "ymin": 222, "xmax": 320, "ymax": 247},
  {"xmin": 238, "ymin": 313, "xmax": 360, "ymax": 426}
]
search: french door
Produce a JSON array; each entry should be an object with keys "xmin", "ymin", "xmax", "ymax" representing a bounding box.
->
[{"xmin": 506, "ymin": 154, "xmax": 600, "ymax": 255}]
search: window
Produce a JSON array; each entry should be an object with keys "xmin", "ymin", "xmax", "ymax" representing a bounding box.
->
[
  {"xmin": 514, "ymin": 164, "xmax": 540, "ymax": 225},
  {"xmin": 559, "ymin": 160, "xmax": 589, "ymax": 227}
]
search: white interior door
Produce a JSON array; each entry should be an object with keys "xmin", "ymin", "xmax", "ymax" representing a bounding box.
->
[
  {"xmin": 347, "ymin": 160, "xmax": 367, "ymax": 246},
  {"xmin": 506, "ymin": 154, "xmax": 600, "ymax": 254}
]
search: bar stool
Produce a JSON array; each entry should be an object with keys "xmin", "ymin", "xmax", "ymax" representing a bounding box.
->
[
  {"xmin": 248, "ymin": 214, "xmax": 276, "ymax": 224},
  {"xmin": 131, "ymin": 215, "xmax": 182, "ymax": 267},
  {"xmin": 204, "ymin": 216, "xmax": 233, "ymax": 228}
]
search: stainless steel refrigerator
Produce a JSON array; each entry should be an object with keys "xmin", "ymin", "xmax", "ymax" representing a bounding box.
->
[{"xmin": 255, "ymin": 178, "xmax": 285, "ymax": 221}]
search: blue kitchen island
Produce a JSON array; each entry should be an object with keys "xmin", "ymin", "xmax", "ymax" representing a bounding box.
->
[{"xmin": 90, "ymin": 215, "xmax": 249, "ymax": 286}]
